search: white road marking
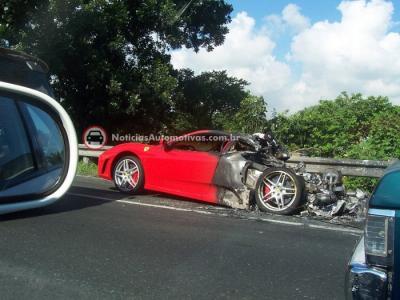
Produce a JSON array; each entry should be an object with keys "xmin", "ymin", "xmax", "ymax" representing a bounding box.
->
[
  {"xmin": 117, "ymin": 199, "xmax": 193, "ymax": 212},
  {"xmin": 68, "ymin": 192, "xmax": 216, "ymax": 215},
  {"xmin": 67, "ymin": 192, "xmax": 362, "ymax": 234},
  {"xmin": 258, "ymin": 218, "xmax": 303, "ymax": 226},
  {"xmin": 117, "ymin": 199, "xmax": 214, "ymax": 215},
  {"xmin": 308, "ymin": 224, "xmax": 362, "ymax": 234}
]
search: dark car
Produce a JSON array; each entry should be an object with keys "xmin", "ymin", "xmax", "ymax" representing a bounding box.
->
[
  {"xmin": 0, "ymin": 48, "xmax": 53, "ymax": 97},
  {"xmin": 346, "ymin": 161, "xmax": 400, "ymax": 299},
  {"xmin": 86, "ymin": 130, "xmax": 104, "ymax": 145}
]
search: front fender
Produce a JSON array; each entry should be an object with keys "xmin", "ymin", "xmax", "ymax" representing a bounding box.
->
[{"xmin": 98, "ymin": 143, "xmax": 149, "ymax": 180}]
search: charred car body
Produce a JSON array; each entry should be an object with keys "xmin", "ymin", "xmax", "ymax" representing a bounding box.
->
[{"xmin": 99, "ymin": 130, "xmax": 305, "ymax": 215}]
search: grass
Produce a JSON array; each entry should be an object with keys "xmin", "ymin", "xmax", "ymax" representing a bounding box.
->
[{"xmin": 77, "ymin": 160, "xmax": 98, "ymax": 177}]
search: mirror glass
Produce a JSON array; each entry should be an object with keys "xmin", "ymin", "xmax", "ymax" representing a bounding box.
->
[{"xmin": 0, "ymin": 92, "xmax": 66, "ymax": 200}]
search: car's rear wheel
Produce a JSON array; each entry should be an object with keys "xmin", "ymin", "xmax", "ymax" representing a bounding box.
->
[
  {"xmin": 113, "ymin": 156, "xmax": 144, "ymax": 194},
  {"xmin": 255, "ymin": 167, "xmax": 304, "ymax": 215}
]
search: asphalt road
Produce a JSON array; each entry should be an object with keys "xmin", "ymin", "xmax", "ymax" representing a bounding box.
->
[{"xmin": 0, "ymin": 176, "xmax": 360, "ymax": 300}]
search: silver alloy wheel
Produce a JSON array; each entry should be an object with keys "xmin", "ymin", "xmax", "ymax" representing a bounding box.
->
[
  {"xmin": 257, "ymin": 170, "xmax": 298, "ymax": 212},
  {"xmin": 114, "ymin": 158, "xmax": 140, "ymax": 192}
]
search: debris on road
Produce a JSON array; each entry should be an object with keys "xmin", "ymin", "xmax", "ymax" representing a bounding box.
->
[
  {"xmin": 252, "ymin": 132, "xmax": 370, "ymax": 224},
  {"xmin": 294, "ymin": 163, "xmax": 369, "ymax": 223}
]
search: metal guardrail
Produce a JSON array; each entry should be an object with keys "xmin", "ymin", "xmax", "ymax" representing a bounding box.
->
[
  {"xmin": 78, "ymin": 144, "xmax": 394, "ymax": 178},
  {"xmin": 79, "ymin": 144, "xmax": 112, "ymax": 158},
  {"xmin": 286, "ymin": 156, "xmax": 392, "ymax": 178}
]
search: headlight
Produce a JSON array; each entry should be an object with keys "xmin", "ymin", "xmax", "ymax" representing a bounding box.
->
[{"xmin": 365, "ymin": 209, "xmax": 395, "ymax": 268}]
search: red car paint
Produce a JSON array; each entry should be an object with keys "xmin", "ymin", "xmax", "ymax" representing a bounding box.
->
[{"xmin": 98, "ymin": 131, "xmax": 222, "ymax": 203}]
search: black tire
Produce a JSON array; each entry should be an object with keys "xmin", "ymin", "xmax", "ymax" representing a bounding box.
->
[
  {"xmin": 255, "ymin": 167, "xmax": 304, "ymax": 215},
  {"xmin": 113, "ymin": 155, "xmax": 144, "ymax": 194}
]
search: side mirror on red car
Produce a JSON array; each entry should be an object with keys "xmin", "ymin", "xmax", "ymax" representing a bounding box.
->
[{"xmin": 159, "ymin": 137, "xmax": 169, "ymax": 150}]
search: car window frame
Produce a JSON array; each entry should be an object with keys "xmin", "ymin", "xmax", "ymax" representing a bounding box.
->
[{"xmin": 19, "ymin": 98, "xmax": 66, "ymax": 172}]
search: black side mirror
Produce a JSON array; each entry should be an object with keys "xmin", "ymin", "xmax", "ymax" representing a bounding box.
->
[
  {"xmin": 164, "ymin": 141, "xmax": 172, "ymax": 151},
  {"xmin": 0, "ymin": 81, "xmax": 77, "ymax": 214}
]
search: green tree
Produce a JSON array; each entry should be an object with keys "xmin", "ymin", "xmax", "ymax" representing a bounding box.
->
[
  {"xmin": 1, "ymin": 0, "xmax": 233, "ymax": 135},
  {"xmin": 216, "ymin": 94, "xmax": 268, "ymax": 133},
  {"xmin": 345, "ymin": 107, "xmax": 400, "ymax": 160},
  {"xmin": 270, "ymin": 93, "xmax": 399, "ymax": 191},
  {"xmin": 171, "ymin": 69, "xmax": 248, "ymax": 132},
  {"xmin": 271, "ymin": 93, "xmax": 393, "ymax": 157}
]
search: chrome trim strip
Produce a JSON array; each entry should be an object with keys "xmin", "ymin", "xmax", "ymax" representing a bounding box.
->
[
  {"xmin": 368, "ymin": 208, "xmax": 395, "ymax": 217},
  {"xmin": 350, "ymin": 264, "xmax": 388, "ymax": 281}
]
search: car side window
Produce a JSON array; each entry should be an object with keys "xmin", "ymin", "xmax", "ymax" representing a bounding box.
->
[
  {"xmin": 0, "ymin": 96, "xmax": 35, "ymax": 183},
  {"xmin": 171, "ymin": 140, "xmax": 197, "ymax": 151},
  {"xmin": 170, "ymin": 135, "xmax": 224, "ymax": 152},
  {"xmin": 23, "ymin": 103, "xmax": 65, "ymax": 169}
]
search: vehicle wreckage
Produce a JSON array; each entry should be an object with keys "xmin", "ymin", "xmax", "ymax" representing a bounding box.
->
[
  {"xmin": 214, "ymin": 131, "xmax": 368, "ymax": 220},
  {"xmin": 98, "ymin": 130, "xmax": 368, "ymax": 219}
]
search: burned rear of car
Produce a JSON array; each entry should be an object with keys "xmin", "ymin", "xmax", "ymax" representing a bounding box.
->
[
  {"xmin": 212, "ymin": 131, "xmax": 369, "ymax": 220},
  {"xmin": 213, "ymin": 132, "xmax": 306, "ymax": 215}
]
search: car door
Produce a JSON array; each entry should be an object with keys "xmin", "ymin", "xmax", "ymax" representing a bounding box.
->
[{"xmin": 145, "ymin": 135, "xmax": 221, "ymax": 203}]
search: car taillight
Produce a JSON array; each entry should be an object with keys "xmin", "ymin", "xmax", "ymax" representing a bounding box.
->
[{"xmin": 365, "ymin": 209, "xmax": 395, "ymax": 268}]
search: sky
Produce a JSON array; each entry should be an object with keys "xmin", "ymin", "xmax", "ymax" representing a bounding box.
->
[{"xmin": 171, "ymin": 0, "xmax": 400, "ymax": 112}]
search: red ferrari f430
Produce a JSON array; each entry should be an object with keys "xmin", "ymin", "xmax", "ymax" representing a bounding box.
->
[{"xmin": 98, "ymin": 130, "xmax": 305, "ymax": 215}]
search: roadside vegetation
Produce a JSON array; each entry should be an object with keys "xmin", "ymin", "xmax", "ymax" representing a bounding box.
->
[
  {"xmin": 2, "ymin": 1, "xmax": 399, "ymax": 191},
  {"xmin": 271, "ymin": 93, "xmax": 400, "ymax": 190},
  {"xmin": 77, "ymin": 160, "xmax": 98, "ymax": 177}
]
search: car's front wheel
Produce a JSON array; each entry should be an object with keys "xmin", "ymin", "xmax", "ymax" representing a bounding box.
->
[
  {"xmin": 255, "ymin": 167, "xmax": 304, "ymax": 215},
  {"xmin": 113, "ymin": 156, "xmax": 144, "ymax": 194}
]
